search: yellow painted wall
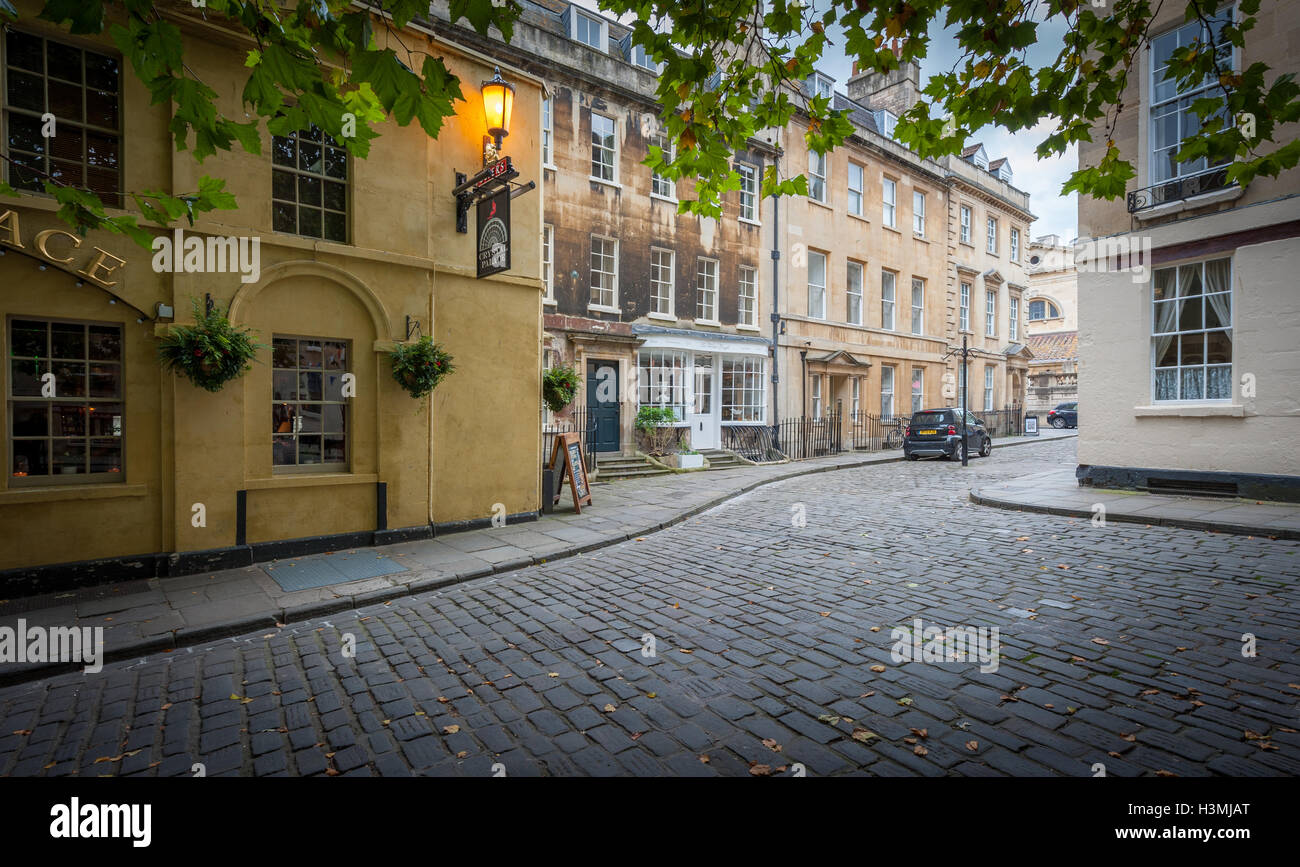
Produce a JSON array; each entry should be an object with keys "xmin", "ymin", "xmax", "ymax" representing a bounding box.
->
[{"xmin": 0, "ymin": 6, "xmax": 542, "ymax": 573}]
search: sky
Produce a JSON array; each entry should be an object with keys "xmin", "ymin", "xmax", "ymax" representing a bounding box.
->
[{"xmin": 571, "ymin": 1, "xmax": 1079, "ymax": 241}]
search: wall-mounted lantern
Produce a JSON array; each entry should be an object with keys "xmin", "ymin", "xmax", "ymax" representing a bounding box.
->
[{"xmin": 481, "ymin": 67, "xmax": 515, "ymax": 165}]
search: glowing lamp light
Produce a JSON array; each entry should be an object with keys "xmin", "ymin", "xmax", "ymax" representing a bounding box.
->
[{"xmin": 481, "ymin": 67, "xmax": 514, "ymax": 152}]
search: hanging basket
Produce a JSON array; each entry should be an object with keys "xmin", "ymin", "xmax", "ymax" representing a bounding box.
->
[
  {"xmin": 542, "ymin": 364, "xmax": 580, "ymax": 413},
  {"xmin": 389, "ymin": 336, "xmax": 455, "ymax": 399},
  {"xmin": 157, "ymin": 298, "xmax": 262, "ymax": 393}
]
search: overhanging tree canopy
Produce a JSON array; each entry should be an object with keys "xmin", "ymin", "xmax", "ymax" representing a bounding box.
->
[{"xmin": 1, "ymin": 0, "xmax": 1295, "ymax": 243}]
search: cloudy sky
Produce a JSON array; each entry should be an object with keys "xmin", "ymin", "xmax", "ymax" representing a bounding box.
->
[{"xmin": 571, "ymin": 1, "xmax": 1080, "ymax": 241}]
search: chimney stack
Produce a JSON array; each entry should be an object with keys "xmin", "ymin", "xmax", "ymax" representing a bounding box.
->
[{"xmin": 846, "ymin": 58, "xmax": 921, "ymax": 115}]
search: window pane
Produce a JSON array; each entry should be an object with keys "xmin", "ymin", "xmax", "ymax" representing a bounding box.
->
[
  {"xmin": 1205, "ymin": 329, "xmax": 1232, "ymax": 364},
  {"xmin": 11, "ymin": 320, "xmax": 46, "ymax": 357},
  {"xmin": 12, "ymin": 438, "xmax": 48, "ymax": 477},
  {"xmin": 89, "ymin": 439, "xmax": 122, "ymax": 474},
  {"xmin": 89, "ymin": 364, "xmax": 120, "ymax": 397},
  {"xmin": 51, "ymin": 322, "xmax": 85, "ymax": 359},
  {"xmin": 12, "ymin": 403, "xmax": 47, "ymax": 436},
  {"xmin": 1180, "ymin": 367, "xmax": 1204, "ymax": 400},
  {"xmin": 52, "ymin": 439, "xmax": 86, "ymax": 474},
  {"xmin": 1206, "ymin": 365, "xmax": 1232, "ymax": 399}
]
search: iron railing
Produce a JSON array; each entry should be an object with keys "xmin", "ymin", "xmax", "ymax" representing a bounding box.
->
[
  {"xmin": 770, "ymin": 405, "xmax": 1025, "ymax": 462},
  {"xmin": 977, "ymin": 405, "xmax": 1024, "ymax": 438},
  {"xmin": 542, "ymin": 406, "xmax": 596, "ymax": 472},
  {"xmin": 774, "ymin": 410, "xmax": 843, "ymax": 461},
  {"xmin": 1127, "ymin": 165, "xmax": 1233, "ymax": 213},
  {"xmin": 721, "ymin": 424, "xmax": 783, "ymax": 462}
]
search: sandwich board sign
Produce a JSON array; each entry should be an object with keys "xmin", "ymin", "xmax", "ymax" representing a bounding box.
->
[
  {"xmin": 1024, "ymin": 415, "xmax": 1039, "ymax": 436},
  {"xmin": 548, "ymin": 432, "xmax": 592, "ymax": 513}
]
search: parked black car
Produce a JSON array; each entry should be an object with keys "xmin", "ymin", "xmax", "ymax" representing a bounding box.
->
[
  {"xmin": 903, "ymin": 408, "xmax": 991, "ymax": 462},
  {"xmin": 1047, "ymin": 402, "xmax": 1078, "ymax": 429}
]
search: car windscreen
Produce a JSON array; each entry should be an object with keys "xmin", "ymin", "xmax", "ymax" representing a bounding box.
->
[{"xmin": 911, "ymin": 412, "xmax": 948, "ymax": 425}]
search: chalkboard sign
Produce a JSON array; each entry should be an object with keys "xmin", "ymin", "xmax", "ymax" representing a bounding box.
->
[
  {"xmin": 1024, "ymin": 416, "xmax": 1039, "ymax": 436},
  {"xmin": 548, "ymin": 432, "xmax": 592, "ymax": 513}
]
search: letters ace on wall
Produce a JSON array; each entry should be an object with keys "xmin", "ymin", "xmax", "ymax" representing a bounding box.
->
[{"xmin": 476, "ymin": 187, "xmax": 511, "ymax": 278}]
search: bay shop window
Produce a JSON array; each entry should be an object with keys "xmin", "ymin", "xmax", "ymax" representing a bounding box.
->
[{"xmin": 637, "ymin": 349, "xmax": 766, "ymax": 425}]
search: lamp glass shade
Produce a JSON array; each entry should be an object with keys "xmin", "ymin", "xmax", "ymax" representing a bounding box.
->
[{"xmin": 481, "ymin": 73, "xmax": 514, "ymax": 140}]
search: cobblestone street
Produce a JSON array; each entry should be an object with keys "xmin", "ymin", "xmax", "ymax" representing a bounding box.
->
[{"xmin": 1, "ymin": 438, "xmax": 1297, "ymax": 777}]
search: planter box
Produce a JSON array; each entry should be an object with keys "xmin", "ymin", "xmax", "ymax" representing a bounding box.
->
[{"xmin": 673, "ymin": 453, "xmax": 704, "ymax": 469}]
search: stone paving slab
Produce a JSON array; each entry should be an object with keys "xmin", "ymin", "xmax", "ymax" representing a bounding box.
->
[
  {"xmin": 0, "ymin": 431, "xmax": 1074, "ymax": 685},
  {"xmin": 972, "ymin": 468, "xmax": 1300, "ymax": 540}
]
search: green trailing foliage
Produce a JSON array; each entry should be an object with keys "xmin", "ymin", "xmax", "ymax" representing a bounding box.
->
[
  {"xmin": 389, "ymin": 336, "xmax": 455, "ymax": 400},
  {"xmin": 1, "ymin": 0, "xmax": 1295, "ymax": 238},
  {"xmin": 635, "ymin": 405, "xmax": 678, "ymax": 456},
  {"xmin": 157, "ymin": 298, "xmax": 263, "ymax": 393},
  {"xmin": 542, "ymin": 365, "xmax": 581, "ymax": 413}
]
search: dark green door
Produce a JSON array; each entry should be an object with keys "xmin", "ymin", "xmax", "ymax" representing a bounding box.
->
[{"xmin": 587, "ymin": 360, "xmax": 620, "ymax": 452}]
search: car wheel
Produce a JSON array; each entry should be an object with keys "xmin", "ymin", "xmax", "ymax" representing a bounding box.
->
[
  {"xmin": 1051, "ymin": 417, "xmax": 1066, "ymax": 429},
  {"xmin": 979, "ymin": 436, "xmax": 992, "ymax": 457},
  {"xmin": 951, "ymin": 441, "xmax": 965, "ymax": 462}
]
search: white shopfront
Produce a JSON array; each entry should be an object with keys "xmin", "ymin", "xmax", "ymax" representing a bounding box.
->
[{"xmin": 633, "ymin": 328, "xmax": 769, "ymax": 451}]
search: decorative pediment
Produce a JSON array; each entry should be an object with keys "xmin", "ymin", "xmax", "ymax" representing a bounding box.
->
[{"xmin": 982, "ymin": 268, "xmax": 1005, "ymax": 285}]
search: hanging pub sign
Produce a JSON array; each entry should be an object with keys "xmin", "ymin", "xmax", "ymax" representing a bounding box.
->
[{"xmin": 476, "ymin": 186, "xmax": 511, "ymax": 278}]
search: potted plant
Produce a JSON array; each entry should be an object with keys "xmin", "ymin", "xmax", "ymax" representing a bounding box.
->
[
  {"xmin": 675, "ymin": 447, "xmax": 704, "ymax": 470},
  {"xmin": 389, "ymin": 335, "xmax": 455, "ymax": 399},
  {"xmin": 157, "ymin": 298, "xmax": 262, "ymax": 393},
  {"xmin": 634, "ymin": 405, "xmax": 678, "ymax": 456},
  {"xmin": 543, "ymin": 364, "xmax": 580, "ymax": 413}
]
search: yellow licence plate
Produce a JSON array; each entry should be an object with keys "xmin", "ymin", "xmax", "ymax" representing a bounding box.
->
[{"xmin": 920, "ymin": 429, "xmax": 937, "ymax": 435}]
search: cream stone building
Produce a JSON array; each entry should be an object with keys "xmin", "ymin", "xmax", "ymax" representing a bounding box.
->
[
  {"xmin": 1076, "ymin": 0, "xmax": 1300, "ymax": 499},
  {"xmin": 772, "ymin": 62, "xmax": 1032, "ymax": 447},
  {"xmin": 1025, "ymin": 235, "xmax": 1079, "ymax": 415}
]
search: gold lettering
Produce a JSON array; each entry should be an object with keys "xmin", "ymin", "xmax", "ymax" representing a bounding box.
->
[
  {"xmin": 0, "ymin": 210, "xmax": 23, "ymax": 248},
  {"xmin": 77, "ymin": 247, "xmax": 127, "ymax": 288},
  {"xmin": 34, "ymin": 228, "xmax": 81, "ymax": 264}
]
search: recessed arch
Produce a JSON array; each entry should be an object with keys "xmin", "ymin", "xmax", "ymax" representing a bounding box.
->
[{"xmin": 228, "ymin": 259, "xmax": 392, "ymax": 341}]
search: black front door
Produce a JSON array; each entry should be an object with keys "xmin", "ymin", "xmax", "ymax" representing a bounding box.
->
[{"xmin": 587, "ymin": 360, "xmax": 620, "ymax": 452}]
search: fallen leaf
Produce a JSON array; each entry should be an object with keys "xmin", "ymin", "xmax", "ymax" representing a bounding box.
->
[
  {"xmin": 910, "ymin": 727, "xmax": 928, "ymax": 739},
  {"xmin": 1155, "ymin": 770, "xmax": 1177, "ymax": 777},
  {"xmin": 913, "ymin": 745, "xmax": 928, "ymax": 756},
  {"xmin": 761, "ymin": 738, "xmax": 783, "ymax": 752},
  {"xmin": 456, "ymin": 750, "xmax": 469, "ymax": 758},
  {"xmin": 851, "ymin": 729, "xmax": 878, "ymax": 742},
  {"xmin": 1090, "ymin": 638, "xmax": 1110, "ymax": 646},
  {"xmin": 749, "ymin": 763, "xmax": 773, "ymax": 776},
  {"xmin": 646, "ymin": 692, "xmax": 657, "ymax": 698},
  {"xmin": 698, "ymin": 754, "xmax": 710, "ymax": 763},
  {"xmin": 897, "ymin": 697, "xmax": 913, "ymax": 706},
  {"xmin": 869, "ymin": 665, "xmax": 886, "ymax": 673},
  {"xmin": 1140, "ymin": 689, "xmax": 1160, "ymax": 696},
  {"xmin": 869, "ymin": 627, "xmax": 880, "ymax": 633},
  {"xmin": 442, "ymin": 725, "xmax": 460, "ymax": 734},
  {"xmin": 817, "ymin": 714, "xmax": 841, "ymax": 725},
  {"xmin": 603, "ymin": 704, "xmax": 617, "ymax": 713},
  {"xmin": 325, "ymin": 768, "xmax": 340, "ymax": 776},
  {"xmin": 859, "ymin": 691, "xmax": 876, "ymax": 698}
]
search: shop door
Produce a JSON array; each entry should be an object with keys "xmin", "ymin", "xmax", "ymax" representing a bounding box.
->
[
  {"xmin": 586, "ymin": 360, "xmax": 620, "ymax": 452},
  {"xmin": 688, "ymin": 355, "xmax": 718, "ymax": 449}
]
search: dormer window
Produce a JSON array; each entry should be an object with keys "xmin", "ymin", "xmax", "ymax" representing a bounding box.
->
[
  {"xmin": 630, "ymin": 43, "xmax": 657, "ymax": 72},
  {"xmin": 997, "ymin": 162, "xmax": 1013, "ymax": 184},
  {"xmin": 972, "ymin": 149, "xmax": 988, "ymax": 170},
  {"xmin": 569, "ymin": 7, "xmax": 605, "ymax": 51},
  {"xmin": 808, "ymin": 73, "xmax": 833, "ymax": 99},
  {"xmin": 873, "ymin": 109, "xmax": 897, "ymax": 139}
]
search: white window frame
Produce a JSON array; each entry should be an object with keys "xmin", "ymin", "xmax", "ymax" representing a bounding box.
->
[
  {"xmin": 806, "ymin": 250, "xmax": 827, "ymax": 320},
  {"xmin": 986, "ymin": 217, "xmax": 998, "ymax": 254},
  {"xmin": 1151, "ymin": 257, "xmax": 1233, "ymax": 403},
  {"xmin": 882, "ymin": 177, "xmax": 897, "ymax": 227},
  {"xmin": 590, "ymin": 113, "xmax": 617, "ymax": 184},
  {"xmin": 721, "ymin": 356, "xmax": 766, "ymax": 422},
  {"xmin": 847, "ymin": 162, "xmax": 864, "ymax": 216},
  {"xmin": 851, "ymin": 377, "xmax": 860, "ymax": 421},
  {"xmin": 960, "ymin": 205, "xmax": 972, "ymax": 244},
  {"xmin": 810, "ymin": 73, "xmax": 833, "ymax": 99},
  {"xmin": 960, "ymin": 282, "xmax": 971, "ymax": 332},
  {"xmin": 881, "ymin": 269, "xmax": 896, "ymax": 331},
  {"xmin": 912, "ymin": 190, "xmax": 926, "ymax": 236},
  {"xmin": 811, "ymin": 374, "xmax": 822, "ymax": 419},
  {"xmin": 589, "ymin": 235, "xmax": 619, "ymax": 310},
  {"xmin": 737, "ymin": 163, "xmax": 758, "ymax": 223},
  {"xmin": 631, "ymin": 43, "xmax": 658, "ymax": 72},
  {"xmin": 910, "ymin": 277, "xmax": 924, "ymax": 335},
  {"xmin": 572, "ymin": 9, "xmax": 605, "ymax": 51},
  {"xmin": 738, "ymin": 265, "xmax": 757, "ymax": 328},
  {"xmin": 542, "ymin": 94, "xmax": 554, "ymax": 168},
  {"xmin": 984, "ymin": 365, "xmax": 995, "ymax": 412},
  {"xmin": 910, "ymin": 367, "xmax": 924, "ymax": 414},
  {"xmin": 649, "ymin": 247, "xmax": 674, "ymax": 318},
  {"xmin": 696, "ymin": 257, "xmax": 719, "ymax": 324},
  {"xmin": 880, "ymin": 366, "xmax": 895, "ymax": 419},
  {"xmin": 638, "ymin": 349, "xmax": 688, "ymax": 420},
  {"xmin": 542, "ymin": 224, "xmax": 554, "ymax": 303},
  {"xmin": 846, "ymin": 261, "xmax": 863, "ymax": 325},
  {"xmin": 1009, "ymin": 227, "xmax": 1020, "ymax": 262},
  {"xmin": 650, "ymin": 131, "xmax": 675, "ymax": 200},
  {"xmin": 1009, "ymin": 297, "xmax": 1019, "ymax": 341},
  {"xmin": 1149, "ymin": 8, "xmax": 1235, "ymax": 185},
  {"xmin": 985, "ymin": 289, "xmax": 997, "ymax": 337},
  {"xmin": 808, "ymin": 149, "xmax": 828, "ymax": 204}
]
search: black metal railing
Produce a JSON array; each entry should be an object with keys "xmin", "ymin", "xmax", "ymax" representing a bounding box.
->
[
  {"xmin": 978, "ymin": 405, "xmax": 1024, "ymax": 438},
  {"xmin": 845, "ymin": 413, "xmax": 908, "ymax": 451},
  {"xmin": 774, "ymin": 410, "xmax": 843, "ymax": 461},
  {"xmin": 721, "ymin": 424, "xmax": 782, "ymax": 462},
  {"xmin": 542, "ymin": 406, "xmax": 596, "ymax": 472},
  {"xmin": 1127, "ymin": 165, "xmax": 1233, "ymax": 213}
]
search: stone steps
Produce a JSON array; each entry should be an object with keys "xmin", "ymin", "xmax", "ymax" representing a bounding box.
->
[
  {"xmin": 594, "ymin": 455, "xmax": 671, "ymax": 481},
  {"xmin": 698, "ymin": 449, "xmax": 747, "ymax": 470}
]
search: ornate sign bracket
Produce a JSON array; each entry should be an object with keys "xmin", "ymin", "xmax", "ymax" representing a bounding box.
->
[{"xmin": 452, "ymin": 158, "xmax": 534, "ymax": 233}]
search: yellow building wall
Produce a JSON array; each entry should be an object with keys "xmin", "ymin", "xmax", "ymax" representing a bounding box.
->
[{"xmin": 0, "ymin": 6, "xmax": 542, "ymax": 575}]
